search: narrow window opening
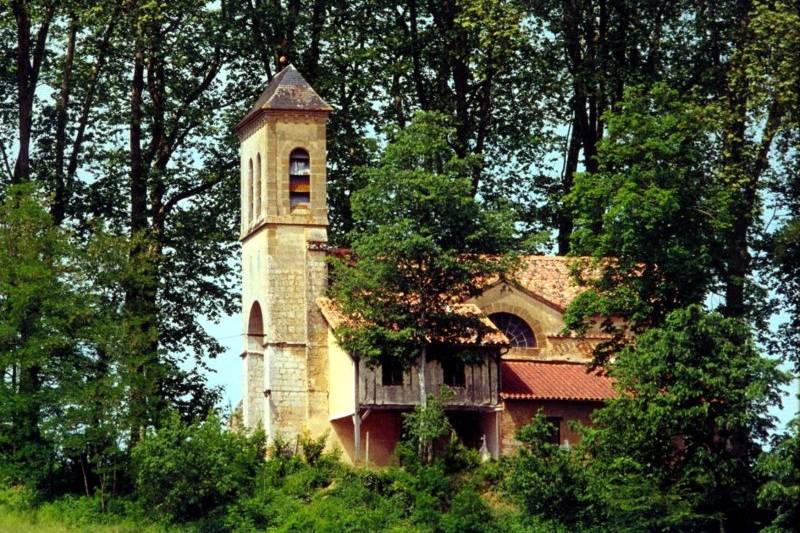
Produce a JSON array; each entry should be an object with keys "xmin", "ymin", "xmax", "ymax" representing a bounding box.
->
[
  {"xmin": 442, "ymin": 358, "xmax": 466, "ymax": 387},
  {"xmin": 381, "ymin": 359, "xmax": 404, "ymax": 386},
  {"xmin": 255, "ymin": 153, "xmax": 261, "ymax": 218},
  {"xmin": 289, "ymin": 148, "xmax": 310, "ymax": 209},
  {"xmin": 545, "ymin": 416, "xmax": 562, "ymax": 445},
  {"xmin": 247, "ymin": 158, "xmax": 254, "ymax": 223}
]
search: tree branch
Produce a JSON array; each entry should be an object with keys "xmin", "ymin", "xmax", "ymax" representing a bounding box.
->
[{"xmin": 160, "ymin": 161, "xmax": 235, "ymax": 220}]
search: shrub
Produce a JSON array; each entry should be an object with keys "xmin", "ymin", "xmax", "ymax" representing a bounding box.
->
[
  {"xmin": 502, "ymin": 414, "xmax": 590, "ymax": 527},
  {"xmin": 440, "ymin": 483, "xmax": 494, "ymax": 533},
  {"xmin": 298, "ymin": 430, "xmax": 328, "ymax": 465},
  {"xmin": 401, "ymin": 390, "xmax": 455, "ymax": 465},
  {"xmin": 131, "ymin": 412, "xmax": 266, "ymax": 521},
  {"xmin": 0, "ymin": 485, "xmax": 37, "ymax": 511}
]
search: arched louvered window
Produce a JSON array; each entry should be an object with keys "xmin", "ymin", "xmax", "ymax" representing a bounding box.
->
[
  {"xmin": 255, "ymin": 153, "xmax": 262, "ymax": 218},
  {"xmin": 489, "ymin": 312, "xmax": 536, "ymax": 348},
  {"xmin": 247, "ymin": 158, "xmax": 254, "ymax": 223},
  {"xmin": 289, "ymin": 148, "xmax": 310, "ymax": 209}
]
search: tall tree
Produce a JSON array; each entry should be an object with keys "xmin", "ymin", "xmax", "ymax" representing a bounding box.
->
[
  {"xmin": 581, "ymin": 306, "xmax": 787, "ymax": 531},
  {"xmin": 112, "ymin": 0, "xmax": 237, "ymax": 437},
  {"xmin": 329, "ymin": 112, "xmax": 517, "ymax": 407},
  {"xmin": 7, "ymin": 0, "xmax": 57, "ymax": 183},
  {"xmin": 0, "ymin": 185, "xmax": 127, "ymax": 492},
  {"xmin": 372, "ymin": 0, "xmax": 557, "ymax": 215},
  {"xmin": 712, "ymin": 0, "xmax": 797, "ymax": 319},
  {"xmin": 530, "ymin": 0, "xmax": 685, "ymax": 253},
  {"xmin": 565, "ymin": 83, "xmax": 723, "ymax": 361}
]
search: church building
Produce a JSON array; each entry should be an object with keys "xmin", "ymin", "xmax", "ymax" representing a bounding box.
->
[{"xmin": 235, "ymin": 65, "xmax": 615, "ymax": 465}]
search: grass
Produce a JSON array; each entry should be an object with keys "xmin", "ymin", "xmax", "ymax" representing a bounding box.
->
[{"xmin": 0, "ymin": 506, "xmax": 157, "ymax": 533}]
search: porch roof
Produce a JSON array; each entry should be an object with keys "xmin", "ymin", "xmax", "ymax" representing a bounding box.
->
[{"xmin": 500, "ymin": 361, "xmax": 616, "ymax": 402}]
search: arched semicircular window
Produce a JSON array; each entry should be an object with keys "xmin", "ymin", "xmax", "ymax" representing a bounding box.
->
[
  {"xmin": 289, "ymin": 148, "xmax": 310, "ymax": 209},
  {"xmin": 489, "ymin": 312, "xmax": 536, "ymax": 348}
]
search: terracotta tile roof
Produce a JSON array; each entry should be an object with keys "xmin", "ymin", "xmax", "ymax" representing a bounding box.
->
[
  {"xmin": 316, "ymin": 249, "xmax": 597, "ymax": 312},
  {"xmin": 236, "ymin": 64, "xmax": 332, "ymax": 131},
  {"xmin": 316, "ymin": 297, "xmax": 509, "ymax": 346},
  {"xmin": 511, "ymin": 256, "xmax": 597, "ymax": 311},
  {"xmin": 500, "ymin": 361, "xmax": 616, "ymax": 401},
  {"xmin": 317, "ymin": 296, "xmax": 357, "ymax": 330}
]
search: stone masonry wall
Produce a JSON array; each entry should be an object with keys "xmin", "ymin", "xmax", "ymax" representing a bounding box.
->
[
  {"xmin": 242, "ymin": 351, "xmax": 264, "ymax": 429},
  {"xmin": 304, "ymin": 227, "xmax": 330, "ymax": 435},
  {"xmin": 239, "ymin": 99, "xmax": 330, "ymax": 445}
]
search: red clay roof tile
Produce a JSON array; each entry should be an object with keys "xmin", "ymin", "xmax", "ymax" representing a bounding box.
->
[
  {"xmin": 511, "ymin": 256, "xmax": 598, "ymax": 311},
  {"xmin": 501, "ymin": 361, "xmax": 616, "ymax": 401}
]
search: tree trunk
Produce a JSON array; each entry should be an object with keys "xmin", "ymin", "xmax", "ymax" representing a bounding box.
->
[
  {"xmin": 417, "ymin": 345, "xmax": 431, "ymax": 463},
  {"xmin": 11, "ymin": 0, "xmax": 56, "ymax": 184},
  {"xmin": 52, "ymin": 16, "xmax": 77, "ymax": 225},
  {"xmin": 127, "ymin": 37, "xmax": 151, "ymax": 443},
  {"xmin": 558, "ymin": 112, "xmax": 581, "ymax": 254},
  {"xmin": 418, "ymin": 345, "xmax": 427, "ymax": 408}
]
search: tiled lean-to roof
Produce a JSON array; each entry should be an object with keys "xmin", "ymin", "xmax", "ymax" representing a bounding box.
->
[{"xmin": 500, "ymin": 361, "xmax": 616, "ymax": 401}]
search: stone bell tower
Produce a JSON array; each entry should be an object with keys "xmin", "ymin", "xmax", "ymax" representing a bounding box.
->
[{"xmin": 234, "ymin": 64, "xmax": 332, "ymax": 441}]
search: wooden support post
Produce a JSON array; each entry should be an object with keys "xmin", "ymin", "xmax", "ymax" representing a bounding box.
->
[
  {"xmin": 353, "ymin": 356, "xmax": 361, "ymax": 463},
  {"xmin": 365, "ymin": 431, "xmax": 370, "ymax": 468},
  {"xmin": 353, "ymin": 411, "xmax": 361, "ymax": 464}
]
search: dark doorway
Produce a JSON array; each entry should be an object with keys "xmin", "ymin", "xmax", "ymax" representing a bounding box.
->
[{"xmin": 446, "ymin": 410, "xmax": 483, "ymax": 449}]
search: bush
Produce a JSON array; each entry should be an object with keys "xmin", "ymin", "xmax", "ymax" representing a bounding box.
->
[
  {"xmin": 502, "ymin": 414, "xmax": 590, "ymax": 527},
  {"xmin": 0, "ymin": 485, "xmax": 38, "ymax": 511},
  {"xmin": 440, "ymin": 483, "xmax": 494, "ymax": 533},
  {"xmin": 131, "ymin": 412, "xmax": 266, "ymax": 521}
]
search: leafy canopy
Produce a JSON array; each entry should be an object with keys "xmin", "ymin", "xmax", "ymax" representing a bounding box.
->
[
  {"xmin": 580, "ymin": 305, "xmax": 789, "ymax": 531},
  {"xmin": 565, "ymin": 83, "xmax": 725, "ymax": 361},
  {"xmin": 330, "ymin": 112, "xmax": 518, "ymax": 366}
]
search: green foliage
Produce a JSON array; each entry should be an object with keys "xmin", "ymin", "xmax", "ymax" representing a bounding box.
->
[
  {"xmin": 581, "ymin": 305, "xmax": 789, "ymax": 531},
  {"xmin": 0, "ymin": 485, "xmax": 177, "ymax": 532},
  {"xmin": 298, "ymin": 430, "xmax": 333, "ymax": 466},
  {"xmin": 503, "ymin": 308, "xmax": 790, "ymax": 531},
  {"xmin": 0, "ymin": 2, "xmax": 797, "ymax": 531},
  {"xmin": 566, "ymin": 84, "xmax": 723, "ymax": 351},
  {"xmin": 330, "ymin": 111, "xmax": 517, "ymax": 374},
  {"xmin": 502, "ymin": 414, "xmax": 590, "ymax": 527},
  {"xmin": 400, "ymin": 389, "xmax": 455, "ymax": 465},
  {"xmin": 0, "ymin": 185, "xmax": 129, "ymax": 493},
  {"xmin": 131, "ymin": 413, "xmax": 266, "ymax": 521},
  {"xmin": 440, "ymin": 483, "xmax": 494, "ymax": 533},
  {"xmin": 220, "ymin": 447, "xmax": 504, "ymax": 532},
  {"xmin": 757, "ymin": 416, "xmax": 800, "ymax": 532}
]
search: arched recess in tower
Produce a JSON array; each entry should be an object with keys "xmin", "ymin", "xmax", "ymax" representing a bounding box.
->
[{"xmin": 247, "ymin": 301, "xmax": 264, "ymax": 353}]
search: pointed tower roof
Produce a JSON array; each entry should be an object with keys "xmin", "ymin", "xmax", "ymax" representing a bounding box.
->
[{"xmin": 236, "ymin": 64, "xmax": 332, "ymax": 132}]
